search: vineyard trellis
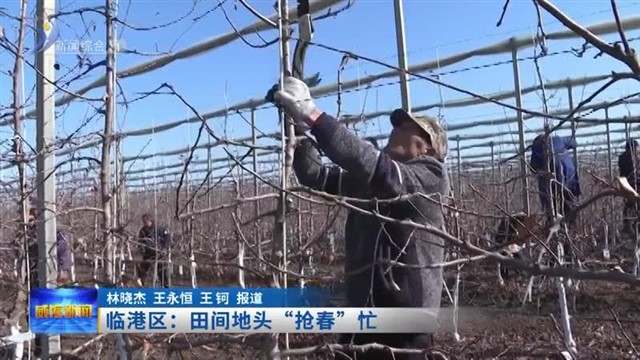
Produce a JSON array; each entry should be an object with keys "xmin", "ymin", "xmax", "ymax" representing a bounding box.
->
[{"xmin": 1, "ymin": 0, "xmax": 640, "ymax": 359}]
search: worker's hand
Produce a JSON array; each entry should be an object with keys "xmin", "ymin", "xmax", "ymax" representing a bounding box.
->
[
  {"xmin": 57, "ymin": 271, "xmax": 71, "ymax": 285},
  {"xmin": 265, "ymin": 76, "xmax": 320, "ymax": 130}
]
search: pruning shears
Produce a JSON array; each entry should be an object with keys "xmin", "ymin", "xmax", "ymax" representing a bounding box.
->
[
  {"xmin": 265, "ymin": 0, "xmax": 320, "ymax": 103},
  {"xmin": 292, "ymin": 0, "xmax": 313, "ymax": 81}
]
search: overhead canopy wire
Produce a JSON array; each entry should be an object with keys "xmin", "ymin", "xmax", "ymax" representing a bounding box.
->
[
  {"xmin": 0, "ymin": 0, "xmax": 345, "ymax": 125},
  {"xmin": 3, "ymin": 14, "xmax": 638, "ymax": 191},
  {"xmin": 2, "ymin": 67, "xmax": 632, "ymax": 176},
  {"xmin": 336, "ymin": 2, "xmax": 640, "ymax": 74},
  {"xmin": 127, "ymin": 120, "xmax": 637, "ymax": 185},
  {"xmin": 153, "ymin": 114, "xmax": 159, "ymax": 287},
  {"xmin": 12, "ymin": 89, "xmax": 636, "ymax": 186},
  {"xmin": 3, "ymin": 17, "xmax": 639, "ymax": 129},
  {"xmin": 4, "ymin": 30, "xmax": 639, "ymax": 180}
]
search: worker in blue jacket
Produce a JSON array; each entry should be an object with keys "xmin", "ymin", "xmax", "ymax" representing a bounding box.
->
[{"xmin": 529, "ymin": 133, "xmax": 581, "ymax": 225}]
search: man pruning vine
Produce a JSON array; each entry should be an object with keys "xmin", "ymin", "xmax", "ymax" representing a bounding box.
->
[{"xmin": 266, "ymin": 76, "xmax": 450, "ymax": 360}]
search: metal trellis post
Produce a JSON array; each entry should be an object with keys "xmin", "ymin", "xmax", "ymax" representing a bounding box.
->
[
  {"xmin": 393, "ymin": 0, "xmax": 411, "ymax": 111},
  {"xmin": 251, "ymin": 109, "xmax": 262, "ymax": 269},
  {"xmin": 567, "ymin": 83, "xmax": 579, "ymax": 170},
  {"xmin": 456, "ymin": 135, "xmax": 462, "ymax": 196},
  {"xmin": 102, "ymin": 0, "xmax": 117, "ymax": 286},
  {"xmin": 511, "ymin": 43, "xmax": 530, "ymax": 215},
  {"xmin": 605, "ymin": 108, "xmax": 616, "ymax": 247},
  {"xmin": 274, "ymin": 0, "xmax": 293, "ymax": 356},
  {"xmin": 490, "ymin": 141, "xmax": 495, "ymax": 184},
  {"xmin": 35, "ymin": 0, "xmax": 60, "ymax": 356}
]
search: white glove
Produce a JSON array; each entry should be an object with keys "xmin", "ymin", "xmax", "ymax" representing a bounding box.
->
[{"xmin": 269, "ymin": 76, "xmax": 319, "ymax": 129}]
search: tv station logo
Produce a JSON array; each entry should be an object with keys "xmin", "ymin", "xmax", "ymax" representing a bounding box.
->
[
  {"xmin": 30, "ymin": 288, "xmax": 98, "ymax": 334},
  {"xmin": 34, "ymin": 304, "xmax": 93, "ymax": 318}
]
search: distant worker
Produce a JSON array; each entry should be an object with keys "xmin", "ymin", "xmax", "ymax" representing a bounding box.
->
[
  {"xmin": 618, "ymin": 139, "xmax": 640, "ymax": 234},
  {"xmin": 137, "ymin": 213, "xmax": 172, "ymax": 287},
  {"xmin": 26, "ymin": 208, "xmax": 38, "ymax": 290},
  {"xmin": 24, "ymin": 208, "xmax": 73, "ymax": 359},
  {"xmin": 530, "ymin": 134, "xmax": 581, "ymax": 225},
  {"xmin": 266, "ymin": 76, "xmax": 450, "ymax": 360},
  {"xmin": 56, "ymin": 223, "xmax": 73, "ymax": 285},
  {"xmin": 26, "ymin": 208, "xmax": 74, "ymax": 289}
]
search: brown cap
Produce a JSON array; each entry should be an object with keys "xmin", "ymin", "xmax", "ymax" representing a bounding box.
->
[{"xmin": 390, "ymin": 109, "xmax": 448, "ymax": 162}]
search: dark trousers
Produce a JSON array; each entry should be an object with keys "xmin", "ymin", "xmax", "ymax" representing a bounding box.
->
[
  {"xmin": 541, "ymin": 188, "xmax": 578, "ymax": 227},
  {"xmin": 28, "ymin": 258, "xmax": 38, "ymax": 291},
  {"xmin": 26, "ymin": 242, "xmax": 39, "ymax": 290},
  {"xmin": 137, "ymin": 256, "xmax": 169, "ymax": 287},
  {"xmin": 335, "ymin": 333, "xmax": 434, "ymax": 360},
  {"xmin": 541, "ymin": 189, "xmax": 577, "ymax": 265},
  {"xmin": 623, "ymin": 200, "xmax": 638, "ymax": 230}
]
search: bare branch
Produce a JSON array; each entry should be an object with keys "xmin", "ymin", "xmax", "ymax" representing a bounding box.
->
[
  {"xmin": 610, "ymin": 0, "xmax": 631, "ymax": 54},
  {"xmin": 535, "ymin": 0, "xmax": 640, "ymax": 74},
  {"xmin": 496, "ymin": 0, "xmax": 511, "ymax": 27},
  {"xmin": 237, "ymin": 0, "xmax": 278, "ymax": 28}
]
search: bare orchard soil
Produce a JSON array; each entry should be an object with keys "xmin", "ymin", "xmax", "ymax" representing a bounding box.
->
[
  {"xmin": 3, "ymin": 255, "xmax": 639, "ymax": 360},
  {"xmin": 435, "ymin": 268, "xmax": 640, "ymax": 360}
]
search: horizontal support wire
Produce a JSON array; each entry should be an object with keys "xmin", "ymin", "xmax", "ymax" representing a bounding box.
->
[{"xmin": 1, "ymin": 14, "xmax": 638, "ymax": 192}]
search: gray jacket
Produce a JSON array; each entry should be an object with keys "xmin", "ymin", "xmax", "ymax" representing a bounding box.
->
[{"xmin": 294, "ymin": 113, "xmax": 450, "ymax": 309}]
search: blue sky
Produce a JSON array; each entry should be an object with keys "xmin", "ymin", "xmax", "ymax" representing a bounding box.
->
[{"xmin": 1, "ymin": 0, "xmax": 639, "ymax": 189}]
